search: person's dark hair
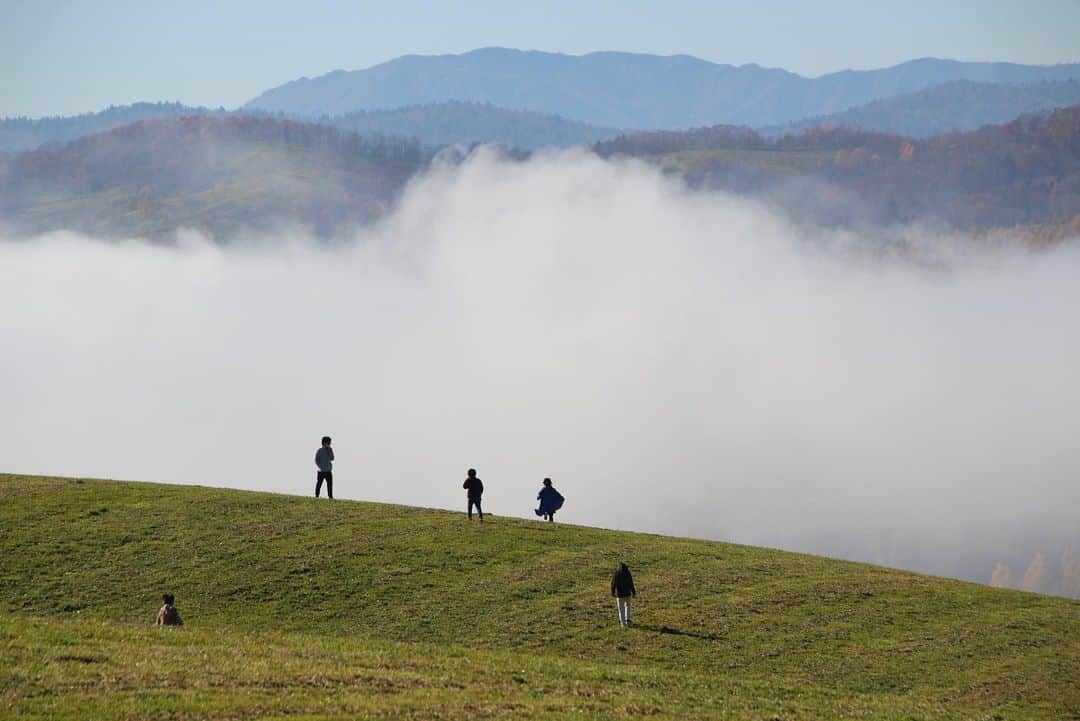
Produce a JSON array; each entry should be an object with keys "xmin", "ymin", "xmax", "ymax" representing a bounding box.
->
[
  {"xmin": 617, "ymin": 563, "xmax": 629, "ymax": 574},
  {"xmin": 162, "ymin": 593, "xmax": 175, "ymax": 605},
  {"xmin": 467, "ymin": 468, "xmax": 477, "ymax": 477},
  {"xmin": 321, "ymin": 436, "xmax": 331, "ymax": 445},
  {"xmin": 543, "ymin": 478, "xmax": 552, "ymax": 486}
]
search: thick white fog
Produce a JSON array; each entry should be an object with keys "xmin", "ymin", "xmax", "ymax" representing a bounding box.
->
[{"xmin": 2, "ymin": 148, "xmax": 1078, "ymax": 594}]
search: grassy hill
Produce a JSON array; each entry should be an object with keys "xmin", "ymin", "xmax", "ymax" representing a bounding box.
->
[{"xmin": 1, "ymin": 474, "xmax": 1077, "ymax": 719}]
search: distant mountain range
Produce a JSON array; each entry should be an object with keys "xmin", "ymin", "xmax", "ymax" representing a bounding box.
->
[
  {"xmin": 769, "ymin": 79, "xmax": 1080, "ymax": 138},
  {"xmin": 245, "ymin": 48, "xmax": 1080, "ymax": 129},
  {"xmin": 6, "ymin": 50, "xmax": 1080, "ymax": 155}
]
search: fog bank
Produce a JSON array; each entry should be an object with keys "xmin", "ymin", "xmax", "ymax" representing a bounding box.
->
[{"xmin": 2, "ymin": 149, "xmax": 1078, "ymax": 595}]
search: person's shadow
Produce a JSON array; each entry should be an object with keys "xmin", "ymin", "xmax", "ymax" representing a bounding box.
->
[{"xmin": 632, "ymin": 623, "xmax": 723, "ymax": 641}]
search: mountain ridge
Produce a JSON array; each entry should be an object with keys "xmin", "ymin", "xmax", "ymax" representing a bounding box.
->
[
  {"xmin": 244, "ymin": 47, "xmax": 1080, "ymax": 129},
  {"xmin": 764, "ymin": 79, "xmax": 1080, "ymax": 138}
]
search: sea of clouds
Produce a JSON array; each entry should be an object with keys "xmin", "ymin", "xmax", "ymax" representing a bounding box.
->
[{"xmin": 2, "ymin": 148, "xmax": 1078, "ymax": 594}]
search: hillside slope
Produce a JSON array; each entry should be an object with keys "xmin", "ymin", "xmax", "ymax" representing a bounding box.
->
[
  {"xmin": 768, "ymin": 79, "xmax": 1080, "ymax": 138},
  {"xmin": 322, "ymin": 101, "xmax": 621, "ymax": 149},
  {"xmin": 244, "ymin": 48, "xmax": 1080, "ymax": 129},
  {"xmin": 0, "ymin": 101, "xmax": 619, "ymax": 154},
  {"xmin": 1, "ymin": 474, "xmax": 1077, "ymax": 720},
  {"xmin": 598, "ymin": 105, "xmax": 1080, "ymax": 233},
  {"xmin": 0, "ymin": 115, "xmax": 425, "ymax": 240},
  {"xmin": 0, "ymin": 102, "xmax": 226, "ymax": 153}
]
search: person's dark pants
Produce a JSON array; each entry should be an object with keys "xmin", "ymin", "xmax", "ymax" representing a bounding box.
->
[
  {"xmin": 545, "ymin": 511, "xmax": 555, "ymax": 522},
  {"xmin": 316, "ymin": 471, "xmax": 333, "ymax": 499},
  {"xmin": 468, "ymin": 498, "xmax": 483, "ymax": 520}
]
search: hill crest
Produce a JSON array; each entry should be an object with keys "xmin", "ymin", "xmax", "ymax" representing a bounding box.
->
[{"xmin": 244, "ymin": 48, "xmax": 1080, "ymax": 129}]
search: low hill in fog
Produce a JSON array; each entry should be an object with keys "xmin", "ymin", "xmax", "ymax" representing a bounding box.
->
[
  {"xmin": 3, "ymin": 106, "xmax": 1079, "ymax": 241},
  {"xmin": 0, "ymin": 115, "xmax": 425, "ymax": 239},
  {"xmin": 2, "ymin": 474, "xmax": 1077, "ymax": 719},
  {"xmin": 598, "ymin": 105, "xmax": 1080, "ymax": 234},
  {"xmin": 0, "ymin": 102, "xmax": 227, "ymax": 153}
]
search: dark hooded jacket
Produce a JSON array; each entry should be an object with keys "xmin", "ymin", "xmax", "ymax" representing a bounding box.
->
[
  {"xmin": 611, "ymin": 565, "xmax": 636, "ymax": 598},
  {"xmin": 536, "ymin": 485, "xmax": 564, "ymax": 514},
  {"xmin": 463, "ymin": 476, "xmax": 484, "ymax": 500}
]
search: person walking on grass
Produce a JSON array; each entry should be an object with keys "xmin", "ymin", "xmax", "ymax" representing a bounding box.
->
[
  {"xmin": 156, "ymin": 593, "xmax": 183, "ymax": 626},
  {"xmin": 315, "ymin": 436, "xmax": 334, "ymax": 499},
  {"xmin": 463, "ymin": 468, "xmax": 484, "ymax": 521},
  {"xmin": 534, "ymin": 477, "xmax": 564, "ymax": 522},
  {"xmin": 611, "ymin": 562, "xmax": 636, "ymax": 627}
]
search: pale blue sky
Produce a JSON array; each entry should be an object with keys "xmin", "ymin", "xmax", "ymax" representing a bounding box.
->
[{"xmin": 3, "ymin": 0, "xmax": 1079, "ymax": 117}]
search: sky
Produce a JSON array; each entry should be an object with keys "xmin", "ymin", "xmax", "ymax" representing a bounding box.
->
[{"xmin": 3, "ymin": 0, "xmax": 1080, "ymax": 117}]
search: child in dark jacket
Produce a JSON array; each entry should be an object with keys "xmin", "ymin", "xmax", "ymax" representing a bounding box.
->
[
  {"xmin": 534, "ymin": 478, "xmax": 564, "ymax": 522},
  {"xmin": 611, "ymin": 563, "xmax": 636, "ymax": 627},
  {"xmin": 463, "ymin": 468, "xmax": 484, "ymax": 521}
]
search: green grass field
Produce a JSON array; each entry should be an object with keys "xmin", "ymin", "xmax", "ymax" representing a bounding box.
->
[{"xmin": 1, "ymin": 474, "xmax": 1077, "ymax": 719}]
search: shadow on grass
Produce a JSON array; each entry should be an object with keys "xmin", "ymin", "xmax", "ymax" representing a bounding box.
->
[{"xmin": 632, "ymin": 623, "xmax": 724, "ymax": 641}]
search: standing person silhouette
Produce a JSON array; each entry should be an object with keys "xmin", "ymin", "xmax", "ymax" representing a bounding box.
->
[
  {"xmin": 611, "ymin": 562, "xmax": 637, "ymax": 627},
  {"xmin": 314, "ymin": 436, "xmax": 334, "ymax": 499},
  {"xmin": 462, "ymin": 468, "xmax": 484, "ymax": 521},
  {"xmin": 535, "ymin": 477, "xmax": 564, "ymax": 522}
]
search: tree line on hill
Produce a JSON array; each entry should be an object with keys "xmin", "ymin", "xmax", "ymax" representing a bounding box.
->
[
  {"xmin": 0, "ymin": 100, "xmax": 618, "ymax": 155},
  {"xmin": 1, "ymin": 106, "xmax": 1078, "ymax": 241},
  {"xmin": 0, "ymin": 115, "xmax": 426, "ymax": 239},
  {"xmin": 596, "ymin": 105, "xmax": 1080, "ymax": 235}
]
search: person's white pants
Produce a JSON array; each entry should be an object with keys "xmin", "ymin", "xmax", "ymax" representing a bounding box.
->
[{"xmin": 616, "ymin": 596, "xmax": 632, "ymax": 626}]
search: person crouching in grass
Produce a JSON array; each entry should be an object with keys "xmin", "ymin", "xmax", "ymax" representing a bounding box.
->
[{"xmin": 156, "ymin": 593, "xmax": 183, "ymax": 626}]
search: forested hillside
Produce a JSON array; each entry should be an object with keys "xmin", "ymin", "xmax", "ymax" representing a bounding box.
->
[
  {"xmin": 599, "ymin": 105, "xmax": 1080, "ymax": 233},
  {"xmin": 0, "ymin": 115, "xmax": 425, "ymax": 239},
  {"xmin": 0, "ymin": 102, "xmax": 224, "ymax": 153},
  {"xmin": 4, "ymin": 106, "xmax": 1078, "ymax": 241},
  {"xmin": 0, "ymin": 100, "xmax": 618, "ymax": 154},
  {"xmin": 320, "ymin": 101, "xmax": 619, "ymax": 149}
]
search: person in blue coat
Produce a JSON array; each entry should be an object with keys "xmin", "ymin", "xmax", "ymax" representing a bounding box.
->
[{"xmin": 534, "ymin": 477, "xmax": 564, "ymax": 522}]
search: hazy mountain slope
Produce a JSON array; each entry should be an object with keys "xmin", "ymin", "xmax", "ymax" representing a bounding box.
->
[
  {"xmin": 322, "ymin": 100, "xmax": 621, "ymax": 149},
  {"xmin": 2, "ymin": 474, "xmax": 1077, "ymax": 720},
  {"xmin": 598, "ymin": 105, "xmax": 1080, "ymax": 232},
  {"xmin": 770, "ymin": 79, "xmax": 1080, "ymax": 138},
  {"xmin": 244, "ymin": 48, "xmax": 1080, "ymax": 129},
  {"xmin": 0, "ymin": 115, "xmax": 425, "ymax": 239},
  {"xmin": 1, "ymin": 100, "xmax": 619, "ymax": 154},
  {"xmin": 5, "ymin": 106, "xmax": 1078, "ymax": 241},
  {"xmin": 0, "ymin": 102, "xmax": 222, "ymax": 153}
]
